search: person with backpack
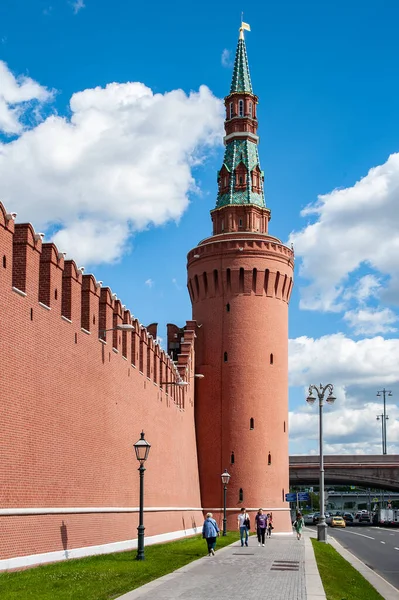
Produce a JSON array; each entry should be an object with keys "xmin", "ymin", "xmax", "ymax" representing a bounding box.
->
[
  {"xmin": 255, "ymin": 508, "xmax": 267, "ymax": 546},
  {"xmin": 237, "ymin": 507, "xmax": 250, "ymax": 547},
  {"xmin": 202, "ymin": 512, "xmax": 220, "ymax": 556},
  {"xmin": 266, "ymin": 512, "xmax": 274, "ymax": 537}
]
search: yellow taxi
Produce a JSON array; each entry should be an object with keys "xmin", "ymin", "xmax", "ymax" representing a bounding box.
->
[{"xmin": 330, "ymin": 516, "xmax": 346, "ymax": 528}]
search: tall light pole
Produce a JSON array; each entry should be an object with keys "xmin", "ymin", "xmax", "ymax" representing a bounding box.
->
[
  {"xmin": 133, "ymin": 431, "xmax": 151, "ymax": 561},
  {"xmin": 376, "ymin": 389, "xmax": 391, "ymax": 455},
  {"xmin": 221, "ymin": 469, "xmax": 231, "ymax": 536},
  {"xmin": 306, "ymin": 383, "xmax": 336, "ymax": 543}
]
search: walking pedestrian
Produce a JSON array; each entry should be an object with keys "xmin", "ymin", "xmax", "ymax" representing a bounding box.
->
[
  {"xmin": 237, "ymin": 507, "xmax": 250, "ymax": 546},
  {"xmin": 266, "ymin": 512, "xmax": 273, "ymax": 537},
  {"xmin": 255, "ymin": 508, "xmax": 267, "ymax": 546},
  {"xmin": 202, "ymin": 512, "xmax": 220, "ymax": 556},
  {"xmin": 293, "ymin": 512, "xmax": 305, "ymax": 540}
]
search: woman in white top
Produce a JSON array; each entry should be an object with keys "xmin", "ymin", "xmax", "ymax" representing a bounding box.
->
[{"xmin": 237, "ymin": 507, "xmax": 250, "ymax": 546}]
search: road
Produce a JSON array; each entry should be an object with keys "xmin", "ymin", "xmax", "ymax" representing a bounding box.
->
[{"xmin": 308, "ymin": 524, "xmax": 399, "ymax": 591}]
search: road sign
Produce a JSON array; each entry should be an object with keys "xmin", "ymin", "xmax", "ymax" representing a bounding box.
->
[
  {"xmin": 373, "ymin": 497, "xmax": 379, "ymax": 503},
  {"xmin": 285, "ymin": 493, "xmax": 297, "ymax": 502},
  {"xmin": 298, "ymin": 492, "xmax": 310, "ymax": 501}
]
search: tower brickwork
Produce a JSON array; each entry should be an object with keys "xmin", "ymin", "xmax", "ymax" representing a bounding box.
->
[{"xmin": 187, "ymin": 24, "xmax": 294, "ymax": 531}]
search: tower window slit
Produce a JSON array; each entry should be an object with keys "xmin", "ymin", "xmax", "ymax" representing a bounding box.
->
[
  {"xmin": 270, "ymin": 353, "xmax": 273, "ymax": 365},
  {"xmin": 249, "ymin": 101, "xmax": 253, "ymax": 117},
  {"xmin": 239, "ymin": 218, "xmax": 243, "ymax": 227},
  {"xmin": 194, "ymin": 274, "xmax": 200, "ymax": 297},
  {"xmin": 226, "ymin": 303, "xmax": 230, "ymax": 312},
  {"xmin": 282, "ymin": 488, "xmax": 285, "ymax": 502},
  {"xmin": 229, "ymin": 102, "xmax": 233, "ymax": 119},
  {"xmin": 252, "ymin": 268, "xmax": 257, "ymax": 293},
  {"xmin": 239, "ymin": 99, "xmax": 244, "ymax": 117},
  {"xmin": 2, "ymin": 255, "xmax": 6, "ymax": 268},
  {"xmin": 250, "ymin": 418, "xmax": 254, "ymax": 430},
  {"xmin": 268, "ymin": 452, "xmax": 271, "ymax": 465},
  {"xmin": 231, "ymin": 452, "xmax": 235, "ymax": 465},
  {"xmin": 282, "ymin": 274, "xmax": 288, "ymax": 299},
  {"xmin": 203, "ymin": 272, "xmax": 208, "ymax": 295},
  {"xmin": 239, "ymin": 488, "xmax": 244, "ymax": 502},
  {"xmin": 213, "ymin": 269, "xmax": 219, "ymax": 293},
  {"xmin": 224, "ymin": 351, "xmax": 228, "ymax": 362},
  {"xmin": 274, "ymin": 271, "xmax": 280, "ymax": 296},
  {"xmin": 54, "ymin": 288, "xmax": 58, "ymax": 300},
  {"xmin": 239, "ymin": 267, "xmax": 244, "ymax": 293},
  {"xmin": 264, "ymin": 269, "xmax": 269, "ymax": 295},
  {"xmin": 226, "ymin": 268, "xmax": 231, "ymax": 292}
]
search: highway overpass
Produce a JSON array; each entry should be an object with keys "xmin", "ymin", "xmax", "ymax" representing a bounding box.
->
[{"xmin": 289, "ymin": 455, "xmax": 399, "ymax": 492}]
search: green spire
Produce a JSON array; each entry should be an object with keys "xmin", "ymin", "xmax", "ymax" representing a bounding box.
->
[{"xmin": 230, "ymin": 36, "xmax": 253, "ymax": 94}]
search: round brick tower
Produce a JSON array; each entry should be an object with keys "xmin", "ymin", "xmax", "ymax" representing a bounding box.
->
[{"xmin": 187, "ymin": 24, "xmax": 294, "ymax": 531}]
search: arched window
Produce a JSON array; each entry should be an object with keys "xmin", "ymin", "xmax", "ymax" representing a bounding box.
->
[
  {"xmin": 231, "ymin": 452, "xmax": 235, "ymax": 464},
  {"xmin": 239, "ymin": 99, "xmax": 244, "ymax": 117},
  {"xmin": 239, "ymin": 488, "xmax": 244, "ymax": 502},
  {"xmin": 270, "ymin": 353, "xmax": 274, "ymax": 365},
  {"xmin": 268, "ymin": 452, "xmax": 271, "ymax": 465},
  {"xmin": 229, "ymin": 102, "xmax": 233, "ymax": 119},
  {"xmin": 249, "ymin": 101, "xmax": 253, "ymax": 117},
  {"xmin": 250, "ymin": 418, "xmax": 254, "ymax": 430},
  {"xmin": 224, "ymin": 351, "xmax": 228, "ymax": 362},
  {"xmin": 226, "ymin": 303, "xmax": 230, "ymax": 312}
]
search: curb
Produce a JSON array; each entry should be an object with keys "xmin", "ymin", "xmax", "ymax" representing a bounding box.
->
[
  {"xmin": 303, "ymin": 533, "xmax": 327, "ymax": 599},
  {"xmin": 329, "ymin": 535, "xmax": 399, "ymax": 600}
]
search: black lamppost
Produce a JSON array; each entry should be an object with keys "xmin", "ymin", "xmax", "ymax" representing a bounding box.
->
[
  {"xmin": 133, "ymin": 431, "xmax": 151, "ymax": 560},
  {"xmin": 221, "ymin": 469, "xmax": 231, "ymax": 536},
  {"xmin": 306, "ymin": 383, "xmax": 336, "ymax": 543}
]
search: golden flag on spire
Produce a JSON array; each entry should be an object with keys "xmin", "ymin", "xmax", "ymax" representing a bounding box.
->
[{"xmin": 241, "ymin": 22, "xmax": 251, "ymax": 31}]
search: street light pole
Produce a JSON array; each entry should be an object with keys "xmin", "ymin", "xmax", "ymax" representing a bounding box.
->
[
  {"xmin": 133, "ymin": 431, "xmax": 151, "ymax": 561},
  {"xmin": 221, "ymin": 469, "xmax": 231, "ymax": 536},
  {"xmin": 376, "ymin": 389, "xmax": 392, "ymax": 455},
  {"xmin": 306, "ymin": 383, "xmax": 336, "ymax": 543}
]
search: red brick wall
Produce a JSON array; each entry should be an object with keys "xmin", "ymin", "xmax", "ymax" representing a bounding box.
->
[{"xmin": 0, "ymin": 202, "xmax": 202, "ymax": 563}]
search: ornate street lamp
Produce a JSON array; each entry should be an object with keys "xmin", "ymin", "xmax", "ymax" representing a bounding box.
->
[
  {"xmin": 221, "ymin": 469, "xmax": 231, "ymax": 536},
  {"xmin": 376, "ymin": 389, "xmax": 392, "ymax": 454},
  {"xmin": 306, "ymin": 383, "xmax": 336, "ymax": 543},
  {"xmin": 133, "ymin": 431, "xmax": 151, "ymax": 560}
]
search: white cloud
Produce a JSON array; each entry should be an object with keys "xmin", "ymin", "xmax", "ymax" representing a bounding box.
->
[
  {"xmin": 0, "ymin": 62, "xmax": 224, "ymax": 264},
  {"xmin": 0, "ymin": 61, "xmax": 53, "ymax": 134},
  {"xmin": 145, "ymin": 278, "xmax": 154, "ymax": 288},
  {"xmin": 70, "ymin": 0, "xmax": 85, "ymax": 14},
  {"xmin": 290, "ymin": 153, "xmax": 399, "ymax": 311},
  {"xmin": 344, "ymin": 307, "xmax": 397, "ymax": 335},
  {"xmin": 221, "ymin": 49, "xmax": 233, "ymax": 68},
  {"xmin": 289, "ymin": 333, "xmax": 399, "ymax": 387}
]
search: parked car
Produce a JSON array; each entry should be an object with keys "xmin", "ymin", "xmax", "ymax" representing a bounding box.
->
[
  {"xmin": 330, "ymin": 516, "xmax": 346, "ymax": 528},
  {"xmin": 359, "ymin": 512, "xmax": 371, "ymax": 523},
  {"xmin": 313, "ymin": 512, "xmax": 321, "ymax": 524},
  {"xmin": 304, "ymin": 513, "xmax": 315, "ymax": 525},
  {"xmin": 343, "ymin": 512, "xmax": 354, "ymax": 524},
  {"xmin": 355, "ymin": 512, "xmax": 362, "ymax": 520}
]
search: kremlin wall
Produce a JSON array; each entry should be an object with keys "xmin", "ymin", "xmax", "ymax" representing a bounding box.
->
[
  {"xmin": 0, "ymin": 202, "xmax": 203, "ymax": 569},
  {"xmin": 0, "ymin": 25, "xmax": 294, "ymax": 570}
]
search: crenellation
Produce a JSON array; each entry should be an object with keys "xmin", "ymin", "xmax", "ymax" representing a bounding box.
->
[
  {"xmin": 112, "ymin": 299, "xmax": 123, "ymax": 350},
  {"xmin": 12, "ymin": 223, "xmax": 42, "ymax": 297},
  {"xmin": 99, "ymin": 287, "xmax": 114, "ymax": 342},
  {"xmin": 62, "ymin": 260, "xmax": 82, "ymax": 322},
  {"xmin": 39, "ymin": 243, "xmax": 65, "ymax": 313},
  {"xmin": 81, "ymin": 274, "xmax": 100, "ymax": 333}
]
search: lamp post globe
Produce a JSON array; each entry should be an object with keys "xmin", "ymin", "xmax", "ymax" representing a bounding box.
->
[
  {"xmin": 221, "ymin": 469, "xmax": 231, "ymax": 536},
  {"xmin": 133, "ymin": 431, "xmax": 151, "ymax": 560}
]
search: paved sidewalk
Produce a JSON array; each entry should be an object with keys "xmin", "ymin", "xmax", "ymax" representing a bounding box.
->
[{"xmin": 117, "ymin": 533, "xmax": 325, "ymax": 600}]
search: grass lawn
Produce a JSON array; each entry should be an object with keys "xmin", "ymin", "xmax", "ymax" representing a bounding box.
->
[
  {"xmin": 0, "ymin": 533, "xmax": 239, "ymax": 600},
  {"xmin": 311, "ymin": 538, "xmax": 384, "ymax": 600}
]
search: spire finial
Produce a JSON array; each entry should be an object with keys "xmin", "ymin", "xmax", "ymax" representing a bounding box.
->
[{"xmin": 239, "ymin": 18, "xmax": 251, "ymax": 40}]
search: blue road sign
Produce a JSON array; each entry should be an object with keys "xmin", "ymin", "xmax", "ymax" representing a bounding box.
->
[
  {"xmin": 298, "ymin": 493, "xmax": 310, "ymax": 501},
  {"xmin": 285, "ymin": 493, "xmax": 297, "ymax": 502}
]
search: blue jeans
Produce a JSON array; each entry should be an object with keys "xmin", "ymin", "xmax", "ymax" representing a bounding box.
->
[{"xmin": 240, "ymin": 526, "xmax": 248, "ymax": 545}]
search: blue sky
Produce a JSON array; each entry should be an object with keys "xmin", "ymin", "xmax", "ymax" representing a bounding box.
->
[{"xmin": 2, "ymin": 0, "xmax": 399, "ymax": 455}]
